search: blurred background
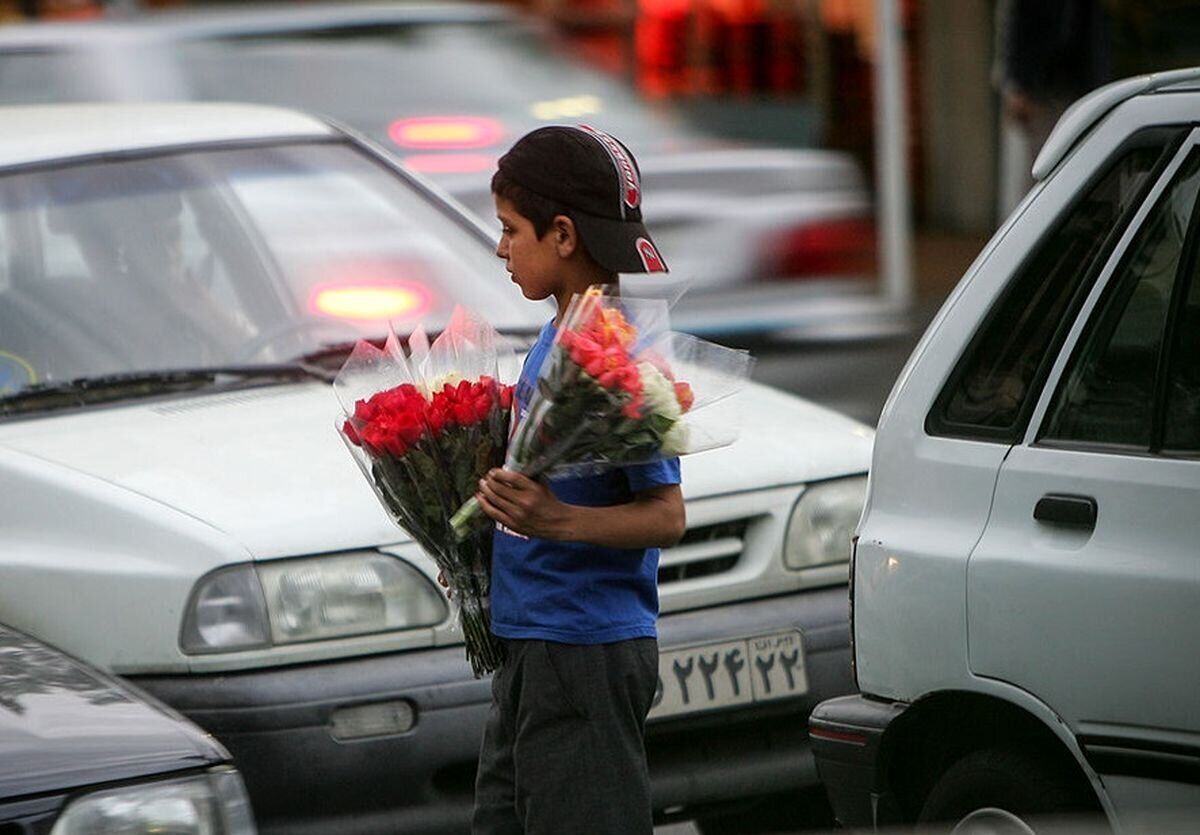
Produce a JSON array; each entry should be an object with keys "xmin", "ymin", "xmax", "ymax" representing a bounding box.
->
[{"xmin": 4, "ymin": 0, "xmax": 1200, "ymax": 426}]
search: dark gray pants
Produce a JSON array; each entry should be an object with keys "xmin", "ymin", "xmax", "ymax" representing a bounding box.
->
[{"xmin": 472, "ymin": 638, "xmax": 659, "ymax": 835}]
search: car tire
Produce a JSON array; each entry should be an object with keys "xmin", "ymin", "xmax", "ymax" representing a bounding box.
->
[{"xmin": 917, "ymin": 747, "xmax": 1104, "ymax": 834}]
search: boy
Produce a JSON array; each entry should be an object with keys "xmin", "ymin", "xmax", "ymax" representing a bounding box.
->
[{"xmin": 471, "ymin": 125, "xmax": 685, "ymax": 835}]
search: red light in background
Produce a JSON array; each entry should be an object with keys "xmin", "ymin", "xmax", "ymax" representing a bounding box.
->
[
  {"xmin": 388, "ymin": 116, "xmax": 505, "ymax": 150},
  {"xmin": 767, "ymin": 218, "xmax": 877, "ymax": 279},
  {"xmin": 402, "ymin": 154, "xmax": 496, "ymax": 175},
  {"xmin": 310, "ymin": 281, "xmax": 432, "ymax": 321}
]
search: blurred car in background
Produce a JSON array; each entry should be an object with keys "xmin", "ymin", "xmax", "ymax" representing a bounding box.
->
[
  {"xmin": 0, "ymin": 1, "xmax": 905, "ymax": 343},
  {"xmin": 0, "ymin": 101, "xmax": 870, "ymax": 834},
  {"xmin": 0, "ymin": 619, "xmax": 255, "ymax": 833}
]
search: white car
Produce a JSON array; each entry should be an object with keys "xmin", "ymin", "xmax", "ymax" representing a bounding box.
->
[
  {"xmin": 811, "ymin": 68, "xmax": 1200, "ymax": 833},
  {"xmin": 0, "ymin": 102, "xmax": 872, "ymax": 834},
  {"xmin": 0, "ymin": 1, "xmax": 904, "ymax": 343}
]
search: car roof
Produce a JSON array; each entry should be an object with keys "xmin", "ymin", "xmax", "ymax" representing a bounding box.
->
[
  {"xmin": 1034, "ymin": 66, "xmax": 1200, "ymax": 181},
  {"xmin": 0, "ymin": 1, "xmax": 512, "ymax": 47},
  {"xmin": 0, "ymin": 102, "xmax": 335, "ymax": 169}
]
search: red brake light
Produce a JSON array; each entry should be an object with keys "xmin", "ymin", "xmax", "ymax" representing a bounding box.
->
[
  {"xmin": 310, "ymin": 282, "xmax": 432, "ymax": 321},
  {"xmin": 388, "ymin": 116, "xmax": 504, "ymax": 150},
  {"xmin": 767, "ymin": 218, "xmax": 877, "ymax": 279}
]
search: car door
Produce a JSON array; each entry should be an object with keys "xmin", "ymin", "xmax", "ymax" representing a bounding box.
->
[{"xmin": 967, "ymin": 133, "xmax": 1200, "ymax": 811}]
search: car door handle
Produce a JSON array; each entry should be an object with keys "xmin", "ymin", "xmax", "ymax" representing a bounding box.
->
[{"xmin": 1033, "ymin": 494, "xmax": 1097, "ymax": 529}]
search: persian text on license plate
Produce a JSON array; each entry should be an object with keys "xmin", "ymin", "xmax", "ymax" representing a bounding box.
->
[{"xmin": 648, "ymin": 630, "xmax": 807, "ymax": 720}]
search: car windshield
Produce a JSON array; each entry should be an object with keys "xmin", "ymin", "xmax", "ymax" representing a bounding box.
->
[{"xmin": 0, "ymin": 140, "xmax": 542, "ymax": 397}]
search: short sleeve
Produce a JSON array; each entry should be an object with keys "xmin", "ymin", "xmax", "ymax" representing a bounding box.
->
[{"xmin": 624, "ymin": 457, "xmax": 681, "ymax": 493}]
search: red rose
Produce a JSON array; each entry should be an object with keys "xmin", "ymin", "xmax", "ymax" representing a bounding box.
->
[
  {"xmin": 618, "ymin": 366, "xmax": 642, "ymax": 395},
  {"xmin": 499, "ymin": 385, "xmax": 513, "ymax": 410},
  {"xmin": 342, "ymin": 420, "xmax": 362, "ymax": 446},
  {"xmin": 396, "ymin": 413, "xmax": 424, "ymax": 445},
  {"xmin": 453, "ymin": 402, "xmax": 476, "ymax": 425},
  {"xmin": 474, "ymin": 395, "xmax": 494, "ymax": 422},
  {"xmin": 674, "ymin": 381, "xmax": 695, "ymax": 413},
  {"xmin": 426, "ymin": 407, "xmax": 447, "ymax": 437},
  {"xmin": 382, "ymin": 432, "xmax": 407, "ymax": 457}
]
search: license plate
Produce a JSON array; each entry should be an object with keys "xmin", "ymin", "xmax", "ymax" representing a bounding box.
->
[{"xmin": 648, "ymin": 630, "xmax": 807, "ymax": 720}]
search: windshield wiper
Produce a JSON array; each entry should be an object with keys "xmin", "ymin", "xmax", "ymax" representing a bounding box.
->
[{"xmin": 0, "ymin": 363, "xmax": 333, "ymax": 417}]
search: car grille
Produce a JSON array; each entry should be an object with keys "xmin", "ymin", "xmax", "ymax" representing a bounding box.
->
[{"xmin": 658, "ymin": 517, "xmax": 753, "ymax": 584}]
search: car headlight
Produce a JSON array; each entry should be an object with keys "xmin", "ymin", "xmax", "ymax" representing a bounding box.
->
[
  {"xmin": 181, "ymin": 565, "xmax": 271, "ymax": 654},
  {"xmin": 783, "ymin": 476, "xmax": 867, "ymax": 570},
  {"xmin": 181, "ymin": 553, "xmax": 447, "ymax": 653},
  {"xmin": 51, "ymin": 767, "xmax": 256, "ymax": 835}
]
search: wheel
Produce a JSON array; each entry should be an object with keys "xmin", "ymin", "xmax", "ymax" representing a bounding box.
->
[{"xmin": 918, "ymin": 748, "xmax": 1103, "ymax": 834}]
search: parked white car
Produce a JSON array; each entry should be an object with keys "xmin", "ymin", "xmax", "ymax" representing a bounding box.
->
[
  {"xmin": 811, "ymin": 68, "xmax": 1200, "ymax": 833},
  {"xmin": 0, "ymin": 102, "xmax": 871, "ymax": 834}
]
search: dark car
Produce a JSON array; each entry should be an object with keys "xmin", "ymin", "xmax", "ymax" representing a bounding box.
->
[{"xmin": 0, "ymin": 621, "xmax": 256, "ymax": 833}]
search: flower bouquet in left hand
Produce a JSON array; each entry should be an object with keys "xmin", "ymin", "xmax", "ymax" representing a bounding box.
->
[{"xmin": 333, "ymin": 307, "xmax": 515, "ymax": 677}]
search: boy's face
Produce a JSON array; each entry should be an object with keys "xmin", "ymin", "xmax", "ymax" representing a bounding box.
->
[{"xmin": 493, "ymin": 195, "xmax": 563, "ymax": 303}]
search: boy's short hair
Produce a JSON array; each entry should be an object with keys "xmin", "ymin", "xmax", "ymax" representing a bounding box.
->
[
  {"xmin": 492, "ymin": 125, "xmax": 668, "ymax": 274},
  {"xmin": 490, "ymin": 168, "xmax": 572, "ymax": 241}
]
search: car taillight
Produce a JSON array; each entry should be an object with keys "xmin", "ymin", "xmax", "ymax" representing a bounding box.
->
[
  {"xmin": 310, "ymin": 282, "xmax": 432, "ymax": 321},
  {"xmin": 388, "ymin": 116, "xmax": 504, "ymax": 150},
  {"xmin": 765, "ymin": 218, "xmax": 877, "ymax": 279}
]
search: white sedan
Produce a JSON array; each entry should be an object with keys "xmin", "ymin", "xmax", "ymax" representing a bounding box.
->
[{"xmin": 0, "ymin": 102, "xmax": 871, "ymax": 834}]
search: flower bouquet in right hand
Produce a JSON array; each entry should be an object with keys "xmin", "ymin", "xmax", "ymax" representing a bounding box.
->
[
  {"xmin": 335, "ymin": 307, "xmax": 516, "ymax": 676},
  {"xmin": 450, "ymin": 285, "xmax": 753, "ymax": 539}
]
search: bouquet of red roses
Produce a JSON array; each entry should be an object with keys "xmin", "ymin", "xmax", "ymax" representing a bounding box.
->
[
  {"xmin": 335, "ymin": 308, "xmax": 514, "ymax": 676},
  {"xmin": 450, "ymin": 285, "xmax": 752, "ymax": 539}
]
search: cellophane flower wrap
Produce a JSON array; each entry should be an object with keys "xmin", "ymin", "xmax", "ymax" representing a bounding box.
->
[
  {"xmin": 450, "ymin": 285, "xmax": 753, "ymax": 539},
  {"xmin": 334, "ymin": 308, "xmax": 517, "ymax": 677}
]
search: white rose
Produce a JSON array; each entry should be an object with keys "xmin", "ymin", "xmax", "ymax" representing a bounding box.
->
[
  {"xmin": 637, "ymin": 362, "xmax": 681, "ymax": 421},
  {"xmin": 661, "ymin": 421, "xmax": 691, "ymax": 456},
  {"xmin": 425, "ymin": 371, "xmax": 464, "ymax": 394}
]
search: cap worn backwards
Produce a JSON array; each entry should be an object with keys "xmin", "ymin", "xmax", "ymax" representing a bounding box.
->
[{"xmin": 496, "ymin": 125, "xmax": 669, "ymax": 275}]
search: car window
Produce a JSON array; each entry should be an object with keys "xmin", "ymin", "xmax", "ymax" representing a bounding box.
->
[
  {"xmin": 1163, "ymin": 252, "xmax": 1200, "ymax": 453},
  {"xmin": 928, "ymin": 127, "xmax": 1183, "ymax": 441},
  {"xmin": 1041, "ymin": 150, "xmax": 1200, "ymax": 448},
  {"xmin": 0, "ymin": 140, "xmax": 540, "ymax": 393}
]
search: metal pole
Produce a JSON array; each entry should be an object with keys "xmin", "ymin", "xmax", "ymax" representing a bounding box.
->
[{"xmin": 873, "ymin": 0, "xmax": 914, "ymax": 309}]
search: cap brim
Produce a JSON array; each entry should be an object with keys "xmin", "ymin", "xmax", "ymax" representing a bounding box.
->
[{"xmin": 572, "ymin": 211, "xmax": 669, "ymax": 274}]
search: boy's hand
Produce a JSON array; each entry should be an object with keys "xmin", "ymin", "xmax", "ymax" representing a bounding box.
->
[{"xmin": 476, "ymin": 469, "xmax": 570, "ymax": 540}]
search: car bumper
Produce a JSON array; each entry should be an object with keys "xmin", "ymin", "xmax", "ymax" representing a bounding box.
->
[
  {"xmin": 130, "ymin": 586, "xmax": 852, "ymax": 834},
  {"xmin": 664, "ymin": 280, "xmax": 911, "ymax": 343},
  {"xmin": 808, "ymin": 694, "xmax": 910, "ymax": 829}
]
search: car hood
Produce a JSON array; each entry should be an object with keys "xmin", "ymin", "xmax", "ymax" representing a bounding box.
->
[
  {"xmin": 0, "ymin": 625, "xmax": 225, "ymax": 801},
  {"xmin": 0, "ymin": 380, "xmax": 872, "ymax": 560}
]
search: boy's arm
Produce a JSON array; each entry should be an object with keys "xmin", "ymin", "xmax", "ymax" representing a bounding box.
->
[{"xmin": 476, "ymin": 469, "xmax": 685, "ymax": 549}]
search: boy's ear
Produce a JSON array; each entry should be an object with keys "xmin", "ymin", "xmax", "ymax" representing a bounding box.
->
[{"xmin": 551, "ymin": 215, "xmax": 578, "ymax": 258}]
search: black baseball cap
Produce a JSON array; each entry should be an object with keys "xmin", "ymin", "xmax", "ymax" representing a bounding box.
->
[{"xmin": 496, "ymin": 125, "xmax": 668, "ymax": 274}]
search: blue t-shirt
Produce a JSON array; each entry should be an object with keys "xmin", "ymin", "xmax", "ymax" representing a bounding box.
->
[{"xmin": 490, "ymin": 321, "xmax": 681, "ymax": 644}]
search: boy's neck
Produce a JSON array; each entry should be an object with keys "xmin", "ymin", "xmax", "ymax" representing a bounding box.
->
[{"xmin": 552, "ymin": 264, "xmax": 618, "ymax": 326}]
